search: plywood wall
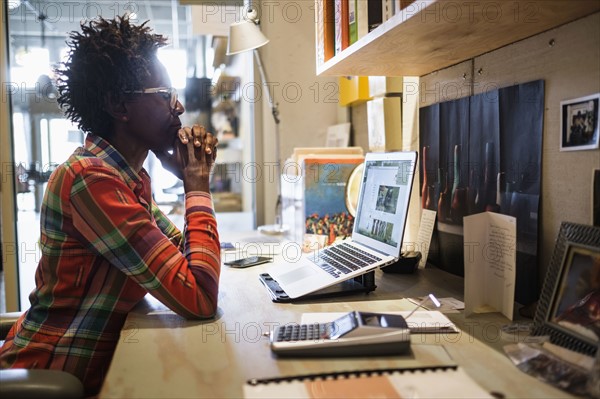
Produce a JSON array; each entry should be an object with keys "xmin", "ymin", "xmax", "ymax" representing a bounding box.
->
[{"xmin": 352, "ymin": 12, "xmax": 600, "ymax": 291}]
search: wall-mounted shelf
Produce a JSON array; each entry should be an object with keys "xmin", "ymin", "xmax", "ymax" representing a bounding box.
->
[{"xmin": 316, "ymin": 0, "xmax": 600, "ymax": 77}]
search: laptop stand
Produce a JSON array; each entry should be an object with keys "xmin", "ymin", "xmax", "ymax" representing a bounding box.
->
[{"xmin": 259, "ymin": 271, "xmax": 377, "ymax": 303}]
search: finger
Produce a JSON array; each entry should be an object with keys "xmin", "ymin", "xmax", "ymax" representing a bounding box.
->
[
  {"xmin": 186, "ymin": 132, "xmax": 198, "ymax": 162},
  {"xmin": 204, "ymin": 133, "xmax": 215, "ymax": 155},
  {"xmin": 178, "ymin": 128, "xmax": 190, "ymax": 144},
  {"xmin": 192, "ymin": 124, "xmax": 206, "ymax": 147}
]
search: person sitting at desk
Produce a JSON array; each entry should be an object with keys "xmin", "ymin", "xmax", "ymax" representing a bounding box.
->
[{"xmin": 0, "ymin": 15, "xmax": 221, "ymax": 396}]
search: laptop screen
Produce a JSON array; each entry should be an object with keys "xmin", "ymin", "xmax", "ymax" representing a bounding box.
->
[{"xmin": 352, "ymin": 152, "xmax": 418, "ymax": 257}]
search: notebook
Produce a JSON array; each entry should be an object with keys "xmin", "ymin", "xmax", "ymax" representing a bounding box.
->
[
  {"xmin": 243, "ymin": 366, "xmax": 492, "ymax": 398},
  {"xmin": 263, "ymin": 151, "xmax": 418, "ymax": 299}
]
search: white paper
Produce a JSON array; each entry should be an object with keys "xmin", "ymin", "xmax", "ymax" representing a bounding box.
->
[
  {"xmin": 463, "ymin": 212, "xmax": 516, "ymax": 320},
  {"xmin": 407, "ymin": 209, "xmax": 436, "ymax": 268},
  {"xmin": 300, "ymin": 310, "xmax": 458, "ymax": 334},
  {"xmin": 325, "ymin": 122, "xmax": 351, "ymax": 147}
]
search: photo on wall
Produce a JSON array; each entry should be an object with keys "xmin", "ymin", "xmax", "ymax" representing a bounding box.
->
[{"xmin": 560, "ymin": 93, "xmax": 599, "ymax": 151}]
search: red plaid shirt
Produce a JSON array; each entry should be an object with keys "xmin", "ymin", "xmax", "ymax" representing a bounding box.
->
[{"xmin": 0, "ymin": 134, "xmax": 221, "ymax": 395}]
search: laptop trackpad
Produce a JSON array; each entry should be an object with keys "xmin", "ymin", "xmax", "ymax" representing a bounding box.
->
[{"xmin": 277, "ymin": 267, "xmax": 317, "ymax": 285}]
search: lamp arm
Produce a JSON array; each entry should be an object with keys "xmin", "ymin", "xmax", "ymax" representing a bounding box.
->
[
  {"xmin": 253, "ymin": 48, "xmax": 283, "ymax": 228},
  {"xmin": 253, "ymin": 49, "xmax": 280, "ymax": 124}
]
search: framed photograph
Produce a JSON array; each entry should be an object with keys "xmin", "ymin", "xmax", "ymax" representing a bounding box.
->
[
  {"xmin": 532, "ymin": 222, "xmax": 600, "ymax": 355},
  {"xmin": 560, "ymin": 93, "xmax": 600, "ymax": 151}
]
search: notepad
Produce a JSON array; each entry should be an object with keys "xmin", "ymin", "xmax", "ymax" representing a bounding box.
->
[
  {"xmin": 301, "ymin": 310, "xmax": 459, "ymax": 334},
  {"xmin": 244, "ymin": 366, "xmax": 492, "ymax": 398}
]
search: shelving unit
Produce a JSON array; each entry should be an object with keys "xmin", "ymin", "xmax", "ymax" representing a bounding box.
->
[{"xmin": 316, "ymin": 0, "xmax": 600, "ymax": 77}]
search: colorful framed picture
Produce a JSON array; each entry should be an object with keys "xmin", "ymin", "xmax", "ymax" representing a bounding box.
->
[
  {"xmin": 532, "ymin": 222, "xmax": 600, "ymax": 355},
  {"xmin": 560, "ymin": 93, "xmax": 600, "ymax": 151}
]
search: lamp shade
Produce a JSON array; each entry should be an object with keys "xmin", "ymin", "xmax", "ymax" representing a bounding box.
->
[{"xmin": 226, "ymin": 20, "xmax": 269, "ymax": 55}]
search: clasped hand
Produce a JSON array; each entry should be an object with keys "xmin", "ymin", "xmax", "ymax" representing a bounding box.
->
[{"xmin": 154, "ymin": 124, "xmax": 218, "ymax": 193}]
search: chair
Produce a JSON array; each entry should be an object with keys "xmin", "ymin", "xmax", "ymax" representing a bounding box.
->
[{"xmin": 0, "ymin": 312, "xmax": 84, "ymax": 399}]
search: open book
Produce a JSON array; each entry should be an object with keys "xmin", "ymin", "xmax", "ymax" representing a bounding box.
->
[{"xmin": 244, "ymin": 365, "xmax": 492, "ymax": 398}]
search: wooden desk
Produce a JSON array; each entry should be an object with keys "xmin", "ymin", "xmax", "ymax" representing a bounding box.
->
[{"xmin": 100, "ymin": 236, "xmax": 568, "ymax": 398}]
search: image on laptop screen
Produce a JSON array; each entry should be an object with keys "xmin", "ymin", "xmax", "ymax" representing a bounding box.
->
[{"xmin": 353, "ymin": 156, "xmax": 416, "ymax": 256}]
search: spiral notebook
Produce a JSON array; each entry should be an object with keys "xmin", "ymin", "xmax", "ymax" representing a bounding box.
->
[{"xmin": 244, "ymin": 365, "xmax": 493, "ymax": 398}]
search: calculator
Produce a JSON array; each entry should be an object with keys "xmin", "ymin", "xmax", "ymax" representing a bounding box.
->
[{"xmin": 270, "ymin": 311, "xmax": 410, "ymax": 357}]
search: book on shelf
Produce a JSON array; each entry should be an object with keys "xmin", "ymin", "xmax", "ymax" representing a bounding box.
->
[
  {"xmin": 244, "ymin": 365, "xmax": 492, "ymax": 398},
  {"xmin": 356, "ymin": 0, "xmax": 368, "ymax": 40},
  {"xmin": 341, "ymin": 0, "xmax": 350, "ymax": 50},
  {"xmin": 334, "ymin": 0, "xmax": 342, "ymax": 54},
  {"xmin": 333, "ymin": 0, "xmax": 350, "ymax": 53},
  {"xmin": 383, "ymin": 0, "xmax": 394, "ymax": 21},
  {"xmin": 367, "ymin": 0, "xmax": 383, "ymax": 32},
  {"xmin": 316, "ymin": 0, "xmax": 325, "ymax": 65},
  {"xmin": 348, "ymin": 0, "xmax": 358, "ymax": 44},
  {"xmin": 316, "ymin": 0, "xmax": 335, "ymax": 64}
]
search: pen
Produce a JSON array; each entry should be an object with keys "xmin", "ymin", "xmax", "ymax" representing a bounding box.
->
[{"xmin": 404, "ymin": 293, "xmax": 441, "ymax": 320}]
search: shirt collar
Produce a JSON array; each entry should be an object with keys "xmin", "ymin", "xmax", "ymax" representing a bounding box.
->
[{"xmin": 83, "ymin": 134, "xmax": 148, "ymax": 191}]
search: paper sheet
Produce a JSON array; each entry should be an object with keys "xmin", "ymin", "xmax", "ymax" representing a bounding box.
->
[
  {"xmin": 415, "ymin": 209, "xmax": 437, "ymax": 268},
  {"xmin": 301, "ymin": 311, "xmax": 459, "ymax": 333},
  {"xmin": 463, "ymin": 212, "xmax": 516, "ymax": 320},
  {"xmin": 325, "ymin": 122, "xmax": 351, "ymax": 147}
]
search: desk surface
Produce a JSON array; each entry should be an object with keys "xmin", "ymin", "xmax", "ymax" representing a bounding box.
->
[{"xmin": 100, "ymin": 234, "xmax": 569, "ymax": 398}]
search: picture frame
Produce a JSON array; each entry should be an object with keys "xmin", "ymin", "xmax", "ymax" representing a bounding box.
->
[
  {"xmin": 532, "ymin": 222, "xmax": 600, "ymax": 356},
  {"xmin": 560, "ymin": 93, "xmax": 600, "ymax": 151}
]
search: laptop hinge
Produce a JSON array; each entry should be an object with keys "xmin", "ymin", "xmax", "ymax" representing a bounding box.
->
[{"xmin": 259, "ymin": 271, "xmax": 377, "ymax": 303}]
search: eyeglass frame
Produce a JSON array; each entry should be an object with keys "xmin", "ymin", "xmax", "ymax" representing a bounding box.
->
[{"xmin": 123, "ymin": 87, "xmax": 179, "ymax": 110}]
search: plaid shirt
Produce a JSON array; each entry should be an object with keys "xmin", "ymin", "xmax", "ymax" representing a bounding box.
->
[{"xmin": 0, "ymin": 134, "xmax": 221, "ymax": 395}]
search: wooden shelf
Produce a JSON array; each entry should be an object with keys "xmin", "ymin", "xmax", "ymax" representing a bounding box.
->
[{"xmin": 316, "ymin": 0, "xmax": 600, "ymax": 77}]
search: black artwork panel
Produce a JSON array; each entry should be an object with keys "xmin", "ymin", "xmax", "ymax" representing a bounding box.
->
[
  {"xmin": 469, "ymin": 89, "xmax": 500, "ymax": 215},
  {"xmin": 419, "ymin": 80, "xmax": 544, "ymax": 305},
  {"xmin": 499, "ymin": 80, "xmax": 544, "ymax": 304},
  {"xmin": 419, "ymin": 103, "xmax": 440, "ymax": 211}
]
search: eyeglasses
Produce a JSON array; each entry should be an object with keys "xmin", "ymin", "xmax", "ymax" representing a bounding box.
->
[{"xmin": 124, "ymin": 87, "xmax": 178, "ymax": 110}]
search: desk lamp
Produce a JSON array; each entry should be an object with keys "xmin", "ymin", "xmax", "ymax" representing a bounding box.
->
[{"xmin": 227, "ymin": 8, "xmax": 288, "ymax": 235}]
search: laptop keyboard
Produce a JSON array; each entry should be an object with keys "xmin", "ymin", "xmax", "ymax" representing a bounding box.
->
[{"xmin": 311, "ymin": 243, "xmax": 383, "ymax": 278}]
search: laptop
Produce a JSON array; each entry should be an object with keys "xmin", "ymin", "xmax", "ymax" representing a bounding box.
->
[{"xmin": 263, "ymin": 151, "xmax": 418, "ymax": 299}]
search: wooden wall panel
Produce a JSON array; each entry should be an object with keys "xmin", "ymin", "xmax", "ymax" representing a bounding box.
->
[
  {"xmin": 473, "ymin": 12, "xmax": 600, "ymax": 282},
  {"xmin": 419, "ymin": 60, "xmax": 473, "ymax": 108},
  {"xmin": 418, "ymin": 12, "xmax": 600, "ymax": 290}
]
